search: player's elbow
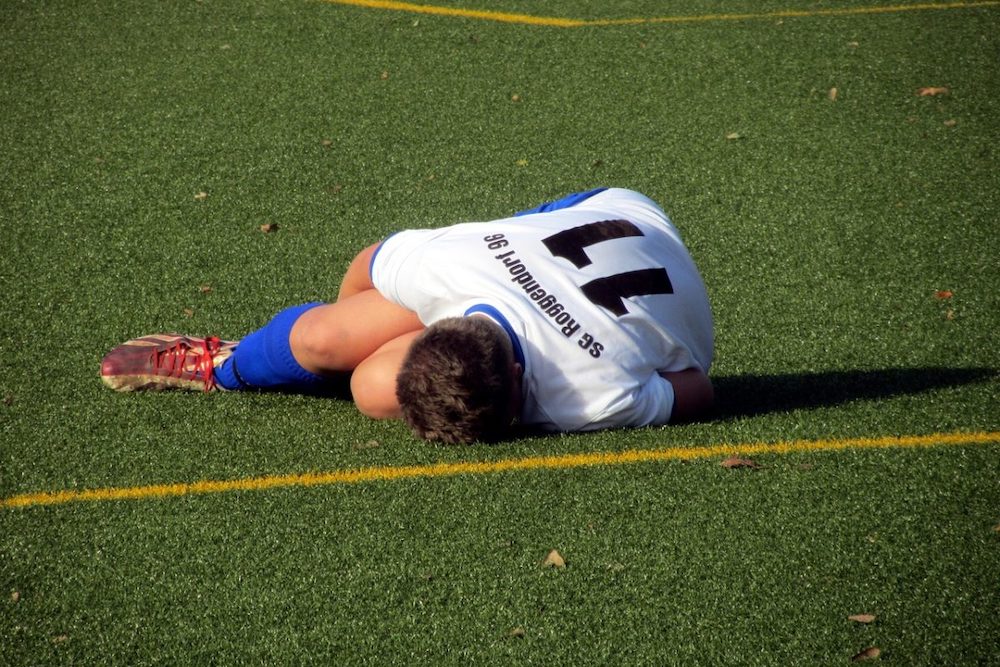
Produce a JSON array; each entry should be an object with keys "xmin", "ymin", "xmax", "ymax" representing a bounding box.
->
[
  {"xmin": 662, "ymin": 368, "xmax": 714, "ymax": 423},
  {"xmin": 350, "ymin": 366, "xmax": 403, "ymax": 421}
]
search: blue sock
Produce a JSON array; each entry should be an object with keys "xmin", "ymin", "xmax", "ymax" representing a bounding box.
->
[{"xmin": 214, "ymin": 302, "xmax": 328, "ymax": 391}]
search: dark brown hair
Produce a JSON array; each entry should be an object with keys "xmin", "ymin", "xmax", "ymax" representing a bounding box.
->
[{"xmin": 396, "ymin": 317, "xmax": 514, "ymax": 444}]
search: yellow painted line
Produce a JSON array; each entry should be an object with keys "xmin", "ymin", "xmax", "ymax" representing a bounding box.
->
[
  {"xmin": 3, "ymin": 431, "xmax": 998, "ymax": 510},
  {"xmin": 323, "ymin": 0, "xmax": 588, "ymax": 26},
  {"xmin": 322, "ymin": 0, "xmax": 1000, "ymax": 27}
]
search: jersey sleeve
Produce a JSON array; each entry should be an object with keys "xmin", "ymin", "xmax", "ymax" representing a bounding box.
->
[
  {"xmin": 368, "ymin": 228, "xmax": 485, "ymax": 324},
  {"xmin": 514, "ymin": 187, "xmax": 609, "ymax": 217},
  {"xmin": 368, "ymin": 229, "xmax": 434, "ymax": 311},
  {"xmin": 586, "ymin": 374, "xmax": 676, "ymax": 430}
]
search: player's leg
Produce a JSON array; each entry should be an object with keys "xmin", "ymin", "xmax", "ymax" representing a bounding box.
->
[
  {"xmin": 101, "ymin": 289, "xmax": 422, "ymax": 393},
  {"xmin": 214, "ymin": 290, "xmax": 422, "ymax": 391},
  {"xmin": 100, "ymin": 242, "xmax": 414, "ymax": 394},
  {"xmin": 288, "ymin": 290, "xmax": 422, "ymax": 375},
  {"xmin": 212, "ymin": 240, "xmax": 408, "ymax": 389}
]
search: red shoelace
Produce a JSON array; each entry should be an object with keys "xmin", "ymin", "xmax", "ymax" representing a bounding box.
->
[{"xmin": 152, "ymin": 336, "xmax": 223, "ymax": 391}]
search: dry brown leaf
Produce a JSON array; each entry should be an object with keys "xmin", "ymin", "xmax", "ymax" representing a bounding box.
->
[
  {"xmin": 542, "ymin": 549, "xmax": 566, "ymax": 568},
  {"xmin": 379, "ymin": 70, "xmax": 389, "ymax": 80},
  {"xmin": 260, "ymin": 223, "xmax": 278, "ymax": 233},
  {"xmin": 725, "ymin": 132, "xmax": 743, "ymax": 140},
  {"xmin": 828, "ymin": 87, "xmax": 839, "ymax": 101},
  {"xmin": 721, "ymin": 456, "xmax": 758, "ymax": 469},
  {"xmin": 198, "ymin": 285, "xmax": 212, "ymax": 294},
  {"xmin": 943, "ymin": 119, "xmax": 958, "ymax": 127},
  {"xmin": 509, "ymin": 627, "xmax": 526, "ymax": 639},
  {"xmin": 182, "ymin": 308, "xmax": 195, "ymax": 318},
  {"xmin": 320, "ymin": 138, "xmax": 333, "ymax": 148},
  {"xmin": 510, "ymin": 93, "xmax": 522, "ymax": 103},
  {"xmin": 917, "ymin": 86, "xmax": 948, "ymax": 97},
  {"xmin": 934, "ymin": 290, "xmax": 953, "ymax": 300},
  {"xmin": 849, "ymin": 614, "xmax": 877, "ymax": 624},
  {"xmin": 852, "ymin": 646, "xmax": 881, "ymax": 662},
  {"xmin": 193, "ymin": 191, "xmax": 208, "ymax": 201},
  {"xmin": 11, "ymin": 590, "xmax": 20, "ymax": 603}
]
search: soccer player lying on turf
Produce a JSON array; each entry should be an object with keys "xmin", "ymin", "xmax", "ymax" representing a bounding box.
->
[{"xmin": 101, "ymin": 188, "xmax": 715, "ymax": 443}]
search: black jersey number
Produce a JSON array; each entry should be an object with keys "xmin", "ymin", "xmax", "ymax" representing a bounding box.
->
[{"xmin": 542, "ymin": 219, "xmax": 672, "ymax": 317}]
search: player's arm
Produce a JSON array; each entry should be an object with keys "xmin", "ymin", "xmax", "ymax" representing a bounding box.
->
[
  {"xmin": 338, "ymin": 242, "xmax": 381, "ymax": 301},
  {"xmin": 659, "ymin": 368, "xmax": 714, "ymax": 422},
  {"xmin": 349, "ymin": 330, "xmax": 423, "ymax": 419}
]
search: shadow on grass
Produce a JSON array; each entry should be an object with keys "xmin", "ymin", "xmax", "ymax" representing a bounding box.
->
[{"xmin": 711, "ymin": 367, "xmax": 997, "ymax": 421}]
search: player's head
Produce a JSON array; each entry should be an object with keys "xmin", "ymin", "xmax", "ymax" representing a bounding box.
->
[{"xmin": 396, "ymin": 316, "xmax": 522, "ymax": 444}]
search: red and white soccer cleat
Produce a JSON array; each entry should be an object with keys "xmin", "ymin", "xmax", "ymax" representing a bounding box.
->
[{"xmin": 100, "ymin": 334, "xmax": 237, "ymax": 392}]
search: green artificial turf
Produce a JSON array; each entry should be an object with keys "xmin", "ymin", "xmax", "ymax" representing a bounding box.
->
[{"xmin": 1, "ymin": 0, "xmax": 998, "ymax": 664}]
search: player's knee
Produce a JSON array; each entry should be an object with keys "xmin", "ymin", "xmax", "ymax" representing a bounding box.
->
[{"xmin": 291, "ymin": 317, "xmax": 351, "ymax": 372}]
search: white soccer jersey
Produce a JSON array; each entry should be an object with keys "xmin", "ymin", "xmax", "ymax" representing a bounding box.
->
[{"xmin": 370, "ymin": 188, "xmax": 714, "ymax": 432}]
